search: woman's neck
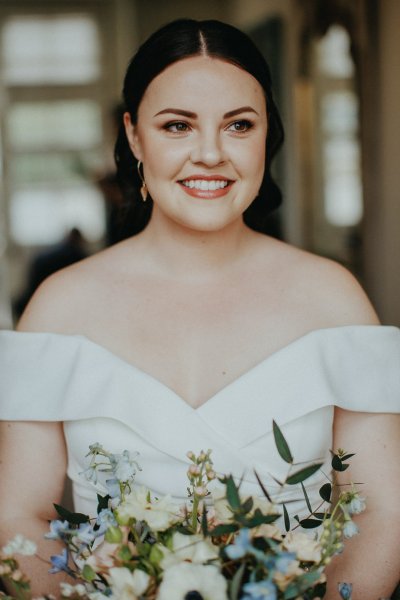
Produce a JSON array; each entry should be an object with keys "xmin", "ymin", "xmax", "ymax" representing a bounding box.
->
[{"xmin": 135, "ymin": 209, "xmax": 258, "ymax": 282}]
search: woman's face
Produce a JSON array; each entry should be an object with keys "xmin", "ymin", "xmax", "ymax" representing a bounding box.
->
[{"xmin": 124, "ymin": 55, "xmax": 268, "ymax": 232}]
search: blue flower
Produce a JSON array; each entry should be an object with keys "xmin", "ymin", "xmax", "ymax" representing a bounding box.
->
[
  {"xmin": 242, "ymin": 580, "xmax": 277, "ymax": 600},
  {"xmin": 49, "ymin": 549, "xmax": 71, "ymax": 574},
  {"xmin": 113, "ymin": 450, "xmax": 141, "ymax": 482},
  {"xmin": 338, "ymin": 582, "xmax": 353, "ymax": 600},
  {"xmin": 74, "ymin": 522, "xmax": 96, "ymax": 546},
  {"xmin": 96, "ymin": 508, "xmax": 118, "ymax": 534},
  {"xmin": 225, "ymin": 528, "xmax": 253, "ymax": 560},
  {"xmin": 343, "ymin": 520, "xmax": 359, "ymax": 539},
  {"xmin": 106, "ymin": 477, "xmax": 121, "ymax": 499},
  {"xmin": 81, "ymin": 465, "xmax": 98, "ymax": 484},
  {"xmin": 44, "ymin": 520, "xmax": 70, "ymax": 541},
  {"xmin": 274, "ymin": 552, "xmax": 296, "ymax": 573}
]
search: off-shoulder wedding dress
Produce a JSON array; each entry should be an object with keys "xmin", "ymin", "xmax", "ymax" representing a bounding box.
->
[{"xmin": 1, "ymin": 325, "xmax": 399, "ymax": 518}]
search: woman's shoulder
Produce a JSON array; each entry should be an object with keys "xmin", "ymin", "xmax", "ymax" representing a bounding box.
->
[
  {"xmin": 17, "ymin": 239, "xmax": 138, "ymax": 335},
  {"xmin": 255, "ymin": 236, "xmax": 379, "ymax": 327}
]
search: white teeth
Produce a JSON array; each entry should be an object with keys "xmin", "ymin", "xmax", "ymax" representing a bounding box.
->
[{"xmin": 181, "ymin": 179, "xmax": 229, "ymax": 191}]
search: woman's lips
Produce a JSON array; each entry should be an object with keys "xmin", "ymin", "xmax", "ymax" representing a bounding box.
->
[{"xmin": 178, "ymin": 177, "xmax": 234, "ymax": 199}]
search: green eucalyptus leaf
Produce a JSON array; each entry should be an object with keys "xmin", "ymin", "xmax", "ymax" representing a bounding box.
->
[
  {"xmin": 319, "ymin": 482, "xmax": 332, "ymax": 502},
  {"xmin": 331, "ymin": 454, "xmax": 349, "ymax": 471},
  {"xmin": 341, "ymin": 453, "xmax": 355, "ymax": 461},
  {"xmin": 229, "ymin": 562, "xmax": 246, "ymax": 600},
  {"xmin": 241, "ymin": 496, "xmax": 254, "ymax": 515},
  {"xmin": 298, "ymin": 518, "xmax": 322, "ymax": 529},
  {"xmin": 284, "ymin": 570, "xmax": 323, "ymax": 598},
  {"xmin": 201, "ymin": 505, "xmax": 209, "ymax": 537},
  {"xmin": 301, "ymin": 481, "xmax": 312, "ymax": 513},
  {"xmin": 242, "ymin": 511, "xmax": 280, "ymax": 528},
  {"xmin": 273, "ymin": 420, "xmax": 293, "ymax": 464},
  {"xmin": 53, "ymin": 503, "xmax": 90, "ymax": 525},
  {"xmin": 226, "ymin": 476, "xmax": 241, "ymax": 510},
  {"xmin": 286, "ymin": 463, "xmax": 322, "ymax": 485},
  {"xmin": 210, "ymin": 523, "xmax": 238, "ymax": 537},
  {"xmin": 253, "ymin": 470, "xmax": 272, "ymax": 502},
  {"xmin": 283, "ymin": 502, "xmax": 290, "ymax": 532},
  {"xmin": 97, "ymin": 494, "xmax": 110, "ymax": 514}
]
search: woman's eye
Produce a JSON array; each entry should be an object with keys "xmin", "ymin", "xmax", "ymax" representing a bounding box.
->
[
  {"xmin": 163, "ymin": 121, "xmax": 190, "ymax": 133},
  {"xmin": 227, "ymin": 119, "xmax": 253, "ymax": 133}
]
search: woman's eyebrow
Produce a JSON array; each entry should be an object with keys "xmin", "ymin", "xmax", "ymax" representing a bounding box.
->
[
  {"xmin": 224, "ymin": 106, "xmax": 259, "ymax": 118},
  {"xmin": 154, "ymin": 108, "xmax": 196, "ymax": 118},
  {"xmin": 153, "ymin": 106, "xmax": 259, "ymax": 118}
]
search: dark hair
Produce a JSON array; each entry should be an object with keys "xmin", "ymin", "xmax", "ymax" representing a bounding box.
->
[{"xmin": 115, "ymin": 18, "xmax": 284, "ymax": 234}]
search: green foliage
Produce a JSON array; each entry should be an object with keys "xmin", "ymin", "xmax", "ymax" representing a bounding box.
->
[
  {"xmin": 53, "ymin": 503, "xmax": 90, "ymax": 525},
  {"xmin": 273, "ymin": 420, "xmax": 293, "ymax": 464},
  {"xmin": 225, "ymin": 475, "xmax": 242, "ymax": 511},
  {"xmin": 286, "ymin": 463, "xmax": 323, "ymax": 485},
  {"xmin": 283, "ymin": 502, "xmax": 290, "ymax": 532},
  {"xmin": 229, "ymin": 562, "xmax": 246, "ymax": 600},
  {"xmin": 319, "ymin": 482, "xmax": 332, "ymax": 502}
]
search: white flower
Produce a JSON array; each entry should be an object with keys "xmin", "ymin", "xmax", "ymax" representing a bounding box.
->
[
  {"xmin": 211, "ymin": 488, "xmax": 232, "ymax": 522},
  {"xmin": 113, "ymin": 451, "xmax": 141, "ymax": 482},
  {"xmin": 251, "ymin": 496, "xmax": 276, "ymax": 515},
  {"xmin": 107, "ymin": 567, "xmax": 150, "ymax": 599},
  {"xmin": 159, "ymin": 532, "xmax": 219, "ymax": 569},
  {"xmin": 60, "ymin": 583, "xmax": 87, "ymax": 597},
  {"xmin": 157, "ymin": 563, "xmax": 228, "ymax": 600},
  {"xmin": 2, "ymin": 534, "xmax": 37, "ymax": 556},
  {"xmin": 343, "ymin": 519, "xmax": 359, "ymax": 539},
  {"xmin": 252, "ymin": 523, "xmax": 283, "ymax": 541},
  {"xmin": 211, "ymin": 488, "xmax": 275, "ymax": 524},
  {"xmin": 283, "ymin": 532, "xmax": 322, "ymax": 563},
  {"xmin": 347, "ymin": 495, "xmax": 366, "ymax": 515},
  {"xmin": 117, "ymin": 487, "xmax": 180, "ymax": 531}
]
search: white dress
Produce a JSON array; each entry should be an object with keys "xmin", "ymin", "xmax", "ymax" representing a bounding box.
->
[{"xmin": 0, "ymin": 325, "xmax": 399, "ymax": 519}]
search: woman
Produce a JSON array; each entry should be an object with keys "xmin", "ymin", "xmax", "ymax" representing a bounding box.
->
[{"xmin": 0, "ymin": 19, "xmax": 399, "ymax": 598}]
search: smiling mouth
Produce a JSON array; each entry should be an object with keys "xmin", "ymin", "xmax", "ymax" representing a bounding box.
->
[
  {"xmin": 181, "ymin": 179, "xmax": 230, "ymax": 191},
  {"xmin": 177, "ymin": 177, "xmax": 234, "ymax": 198}
]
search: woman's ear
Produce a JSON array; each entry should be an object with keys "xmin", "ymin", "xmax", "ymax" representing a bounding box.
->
[{"xmin": 123, "ymin": 112, "xmax": 142, "ymax": 161}]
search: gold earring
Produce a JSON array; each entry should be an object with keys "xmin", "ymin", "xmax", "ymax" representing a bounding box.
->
[{"xmin": 137, "ymin": 160, "xmax": 148, "ymax": 202}]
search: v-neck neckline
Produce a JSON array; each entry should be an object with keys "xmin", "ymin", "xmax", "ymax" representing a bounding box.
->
[{"xmin": 60, "ymin": 324, "xmax": 383, "ymax": 411}]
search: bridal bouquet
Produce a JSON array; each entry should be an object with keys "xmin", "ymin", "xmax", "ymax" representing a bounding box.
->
[{"xmin": 1, "ymin": 421, "xmax": 364, "ymax": 600}]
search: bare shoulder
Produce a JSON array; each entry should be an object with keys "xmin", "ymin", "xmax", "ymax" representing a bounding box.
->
[
  {"xmin": 17, "ymin": 241, "xmax": 132, "ymax": 334},
  {"xmin": 257, "ymin": 237, "xmax": 380, "ymax": 327}
]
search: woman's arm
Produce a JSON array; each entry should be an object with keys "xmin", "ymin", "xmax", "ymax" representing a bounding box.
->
[
  {"xmin": 325, "ymin": 408, "xmax": 400, "ymax": 599},
  {"xmin": 0, "ymin": 420, "xmax": 69, "ymax": 597}
]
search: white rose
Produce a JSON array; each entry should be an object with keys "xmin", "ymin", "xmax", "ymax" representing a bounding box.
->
[
  {"xmin": 157, "ymin": 563, "xmax": 228, "ymax": 600},
  {"xmin": 117, "ymin": 487, "xmax": 180, "ymax": 532},
  {"xmin": 283, "ymin": 531, "xmax": 322, "ymax": 563},
  {"xmin": 160, "ymin": 532, "xmax": 219, "ymax": 569},
  {"xmin": 107, "ymin": 567, "xmax": 150, "ymax": 599}
]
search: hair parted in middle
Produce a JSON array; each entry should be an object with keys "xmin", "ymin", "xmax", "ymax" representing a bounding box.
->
[{"xmin": 115, "ymin": 18, "xmax": 284, "ymax": 235}]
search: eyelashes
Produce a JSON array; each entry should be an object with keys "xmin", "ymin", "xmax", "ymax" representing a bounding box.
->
[
  {"xmin": 161, "ymin": 119, "xmax": 255, "ymax": 134},
  {"xmin": 226, "ymin": 119, "xmax": 254, "ymax": 133}
]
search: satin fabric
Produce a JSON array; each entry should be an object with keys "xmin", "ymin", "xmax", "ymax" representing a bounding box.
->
[{"xmin": 1, "ymin": 326, "xmax": 399, "ymax": 518}]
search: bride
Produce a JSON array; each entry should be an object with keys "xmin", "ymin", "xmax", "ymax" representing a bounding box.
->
[{"xmin": 0, "ymin": 19, "xmax": 399, "ymax": 599}]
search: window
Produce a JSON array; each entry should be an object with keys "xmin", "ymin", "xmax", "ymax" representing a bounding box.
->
[
  {"xmin": 315, "ymin": 25, "xmax": 363, "ymax": 228},
  {"xmin": 1, "ymin": 13, "xmax": 106, "ymax": 246}
]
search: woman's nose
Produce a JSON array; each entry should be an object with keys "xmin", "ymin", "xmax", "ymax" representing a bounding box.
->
[{"xmin": 190, "ymin": 129, "xmax": 225, "ymax": 167}]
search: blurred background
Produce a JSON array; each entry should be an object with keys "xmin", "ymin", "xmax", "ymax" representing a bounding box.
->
[{"xmin": 0, "ymin": 0, "xmax": 399, "ymax": 327}]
